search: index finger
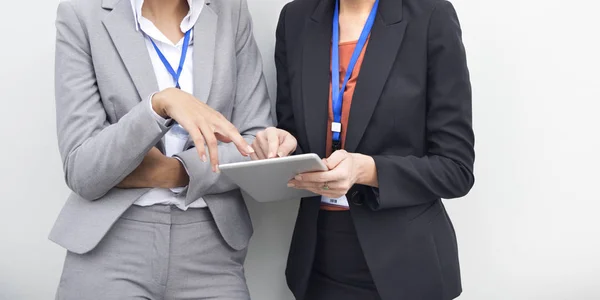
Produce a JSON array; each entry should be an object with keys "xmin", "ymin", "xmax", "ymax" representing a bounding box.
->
[
  {"xmin": 180, "ymin": 121, "xmax": 207, "ymax": 162},
  {"xmin": 295, "ymin": 169, "xmax": 338, "ymax": 183},
  {"xmin": 266, "ymin": 128, "xmax": 279, "ymax": 158},
  {"xmin": 218, "ymin": 122, "xmax": 254, "ymax": 157},
  {"xmin": 277, "ymin": 133, "xmax": 297, "ymax": 157},
  {"xmin": 199, "ymin": 123, "xmax": 220, "ymax": 172}
]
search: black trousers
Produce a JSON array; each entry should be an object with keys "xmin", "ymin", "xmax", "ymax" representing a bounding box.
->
[{"xmin": 304, "ymin": 210, "xmax": 382, "ymax": 300}]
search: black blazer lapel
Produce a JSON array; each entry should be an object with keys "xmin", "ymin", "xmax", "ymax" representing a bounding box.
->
[
  {"xmin": 345, "ymin": 0, "xmax": 407, "ymax": 153},
  {"xmin": 301, "ymin": 0, "xmax": 334, "ymax": 158}
]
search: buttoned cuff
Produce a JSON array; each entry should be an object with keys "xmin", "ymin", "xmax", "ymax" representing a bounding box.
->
[
  {"xmin": 372, "ymin": 187, "xmax": 380, "ymax": 197},
  {"xmin": 170, "ymin": 156, "xmax": 189, "ymax": 195}
]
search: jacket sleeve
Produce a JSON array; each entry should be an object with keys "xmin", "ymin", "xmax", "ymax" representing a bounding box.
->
[
  {"xmin": 174, "ymin": 0, "xmax": 273, "ymax": 205},
  {"xmin": 55, "ymin": 1, "xmax": 170, "ymax": 200},
  {"xmin": 275, "ymin": 4, "xmax": 304, "ymax": 155},
  {"xmin": 369, "ymin": 1, "xmax": 475, "ymax": 210}
]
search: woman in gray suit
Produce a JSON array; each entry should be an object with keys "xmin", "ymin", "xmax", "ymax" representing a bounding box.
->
[{"xmin": 51, "ymin": 0, "xmax": 271, "ymax": 299}]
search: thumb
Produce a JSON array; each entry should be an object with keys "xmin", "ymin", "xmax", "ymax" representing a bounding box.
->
[
  {"xmin": 277, "ymin": 131, "xmax": 297, "ymax": 157},
  {"xmin": 325, "ymin": 150, "xmax": 347, "ymax": 170}
]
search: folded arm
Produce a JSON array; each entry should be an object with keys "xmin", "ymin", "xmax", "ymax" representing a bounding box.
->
[{"xmin": 55, "ymin": 2, "xmax": 171, "ymax": 200}]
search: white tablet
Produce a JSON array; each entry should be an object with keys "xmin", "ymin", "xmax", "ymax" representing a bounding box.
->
[{"xmin": 219, "ymin": 154, "xmax": 328, "ymax": 203}]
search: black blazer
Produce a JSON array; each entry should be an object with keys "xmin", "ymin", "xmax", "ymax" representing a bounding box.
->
[{"xmin": 275, "ymin": 0, "xmax": 475, "ymax": 299}]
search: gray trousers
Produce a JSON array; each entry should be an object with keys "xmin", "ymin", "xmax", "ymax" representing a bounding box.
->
[{"xmin": 55, "ymin": 205, "xmax": 250, "ymax": 300}]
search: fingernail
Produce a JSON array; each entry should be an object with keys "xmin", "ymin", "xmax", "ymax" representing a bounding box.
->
[
  {"xmin": 268, "ymin": 152, "xmax": 275, "ymax": 158},
  {"xmin": 247, "ymin": 146, "xmax": 255, "ymax": 154},
  {"xmin": 295, "ymin": 175, "xmax": 302, "ymax": 181},
  {"xmin": 201, "ymin": 154, "xmax": 207, "ymax": 162},
  {"xmin": 215, "ymin": 165, "xmax": 220, "ymax": 173},
  {"xmin": 287, "ymin": 183, "xmax": 295, "ymax": 187},
  {"xmin": 277, "ymin": 152, "xmax": 284, "ymax": 157}
]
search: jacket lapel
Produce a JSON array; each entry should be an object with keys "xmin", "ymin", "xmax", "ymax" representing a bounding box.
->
[
  {"xmin": 102, "ymin": 0, "xmax": 158, "ymax": 101},
  {"xmin": 344, "ymin": 0, "xmax": 407, "ymax": 153},
  {"xmin": 302, "ymin": 0, "xmax": 334, "ymax": 158},
  {"xmin": 192, "ymin": 1, "xmax": 217, "ymax": 103}
]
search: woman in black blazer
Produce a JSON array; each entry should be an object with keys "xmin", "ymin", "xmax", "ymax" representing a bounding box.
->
[{"xmin": 251, "ymin": 0, "xmax": 474, "ymax": 299}]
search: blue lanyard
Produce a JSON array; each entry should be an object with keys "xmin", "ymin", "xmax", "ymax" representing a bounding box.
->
[
  {"xmin": 331, "ymin": 0, "xmax": 379, "ymax": 143},
  {"xmin": 149, "ymin": 29, "xmax": 192, "ymax": 89}
]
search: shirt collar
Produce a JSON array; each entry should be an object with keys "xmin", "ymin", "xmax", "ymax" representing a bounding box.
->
[{"xmin": 130, "ymin": 0, "xmax": 204, "ymax": 33}]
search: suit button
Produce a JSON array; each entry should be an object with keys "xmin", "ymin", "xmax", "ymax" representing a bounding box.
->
[{"xmin": 351, "ymin": 190, "xmax": 363, "ymax": 206}]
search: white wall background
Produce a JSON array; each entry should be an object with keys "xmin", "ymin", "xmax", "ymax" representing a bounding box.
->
[{"xmin": 1, "ymin": 0, "xmax": 599, "ymax": 299}]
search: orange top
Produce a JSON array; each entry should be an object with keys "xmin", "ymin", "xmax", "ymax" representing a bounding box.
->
[{"xmin": 321, "ymin": 40, "xmax": 368, "ymax": 211}]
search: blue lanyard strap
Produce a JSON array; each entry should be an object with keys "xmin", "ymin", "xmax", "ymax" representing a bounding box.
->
[
  {"xmin": 149, "ymin": 29, "xmax": 192, "ymax": 89},
  {"xmin": 331, "ymin": 0, "xmax": 379, "ymax": 143}
]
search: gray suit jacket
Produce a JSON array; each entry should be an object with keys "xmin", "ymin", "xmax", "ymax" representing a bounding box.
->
[{"xmin": 50, "ymin": 0, "xmax": 272, "ymax": 254}]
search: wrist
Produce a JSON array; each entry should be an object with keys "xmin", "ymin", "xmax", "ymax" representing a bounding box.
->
[
  {"xmin": 353, "ymin": 154, "xmax": 377, "ymax": 187},
  {"xmin": 151, "ymin": 91, "xmax": 169, "ymax": 119},
  {"xmin": 166, "ymin": 157, "xmax": 189, "ymax": 188},
  {"xmin": 152, "ymin": 157, "xmax": 188, "ymax": 189}
]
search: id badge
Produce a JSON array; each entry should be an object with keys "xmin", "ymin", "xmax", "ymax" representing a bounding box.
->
[{"xmin": 320, "ymin": 195, "xmax": 349, "ymax": 208}]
